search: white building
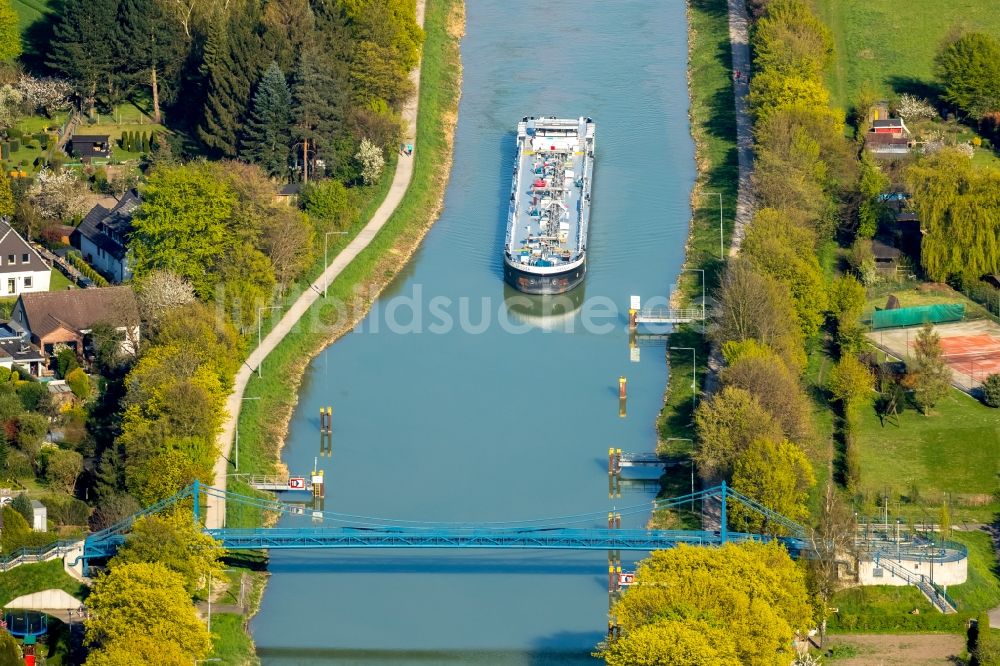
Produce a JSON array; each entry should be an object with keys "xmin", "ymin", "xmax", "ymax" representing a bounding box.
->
[
  {"xmin": 0, "ymin": 220, "xmax": 51, "ymax": 297},
  {"xmin": 71, "ymin": 190, "xmax": 139, "ymax": 283}
]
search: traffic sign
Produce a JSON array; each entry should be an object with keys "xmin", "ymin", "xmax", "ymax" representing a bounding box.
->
[{"xmin": 288, "ymin": 477, "xmax": 306, "ymax": 490}]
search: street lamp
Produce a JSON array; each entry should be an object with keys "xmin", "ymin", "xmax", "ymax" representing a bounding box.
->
[
  {"xmin": 699, "ymin": 191, "xmax": 724, "ymax": 259},
  {"xmin": 670, "ymin": 347, "xmax": 697, "ymax": 410},
  {"xmin": 324, "ymin": 231, "xmax": 349, "ymax": 297},
  {"xmin": 256, "ymin": 306, "xmax": 283, "ymax": 377},
  {"xmin": 233, "ymin": 396, "xmax": 261, "ymax": 472},
  {"xmin": 681, "ymin": 268, "xmax": 706, "ymax": 322}
]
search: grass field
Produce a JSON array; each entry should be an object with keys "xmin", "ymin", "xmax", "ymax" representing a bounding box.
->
[
  {"xmin": 0, "ymin": 560, "xmax": 86, "ymax": 606},
  {"xmin": 947, "ymin": 530, "xmax": 1000, "ymax": 613},
  {"xmin": 49, "ymin": 269, "xmax": 73, "ymax": 291},
  {"xmin": 853, "ymin": 390, "xmax": 1000, "ymax": 518},
  {"xmin": 12, "ymin": 0, "xmax": 51, "ymax": 34},
  {"xmin": 813, "ymin": 0, "xmax": 1000, "ymax": 110}
]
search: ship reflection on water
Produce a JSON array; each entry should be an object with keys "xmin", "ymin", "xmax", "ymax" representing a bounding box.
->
[{"xmin": 501, "ymin": 283, "xmax": 586, "ymax": 332}]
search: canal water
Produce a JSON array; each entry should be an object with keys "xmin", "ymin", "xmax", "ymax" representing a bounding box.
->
[{"xmin": 251, "ymin": 0, "xmax": 695, "ymax": 662}]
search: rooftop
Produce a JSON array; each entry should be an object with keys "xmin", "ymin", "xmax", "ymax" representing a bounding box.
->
[{"xmin": 19, "ymin": 286, "xmax": 139, "ymax": 340}]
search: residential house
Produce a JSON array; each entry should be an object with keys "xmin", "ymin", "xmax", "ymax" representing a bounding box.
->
[
  {"xmin": 71, "ymin": 190, "xmax": 139, "ymax": 283},
  {"xmin": 68, "ymin": 135, "xmax": 112, "ymax": 160},
  {"xmin": 275, "ymin": 183, "xmax": 301, "ymax": 206},
  {"xmin": 865, "ymin": 111, "xmax": 912, "ymax": 156},
  {"xmin": 871, "ymin": 239, "xmax": 902, "ymax": 275},
  {"xmin": 0, "ymin": 323, "xmax": 45, "ymax": 377},
  {"xmin": 8, "ymin": 286, "xmax": 140, "ymax": 370},
  {"xmin": 0, "ymin": 220, "xmax": 51, "ymax": 297}
]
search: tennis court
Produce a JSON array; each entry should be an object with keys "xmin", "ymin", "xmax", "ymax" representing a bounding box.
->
[{"xmin": 867, "ymin": 319, "xmax": 1000, "ymax": 393}]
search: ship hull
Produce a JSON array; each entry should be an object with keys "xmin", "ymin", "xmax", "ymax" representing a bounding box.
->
[{"xmin": 503, "ymin": 256, "xmax": 587, "ymax": 295}]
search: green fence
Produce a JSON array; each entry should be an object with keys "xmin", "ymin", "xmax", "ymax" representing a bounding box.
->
[{"xmin": 871, "ymin": 303, "xmax": 965, "ymax": 330}]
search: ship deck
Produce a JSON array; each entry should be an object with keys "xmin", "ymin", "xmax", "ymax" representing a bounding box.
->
[{"xmin": 506, "ymin": 119, "xmax": 592, "ymax": 271}]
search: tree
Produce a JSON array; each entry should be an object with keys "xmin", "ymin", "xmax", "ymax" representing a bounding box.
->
[
  {"xmin": 301, "ymin": 179, "xmax": 352, "ymax": 230},
  {"xmin": 198, "ymin": 3, "xmax": 267, "ymax": 156},
  {"xmin": 983, "ymin": 374, "xmax": 1000, "ymax": 408},
  {"xmin": 694, "ymin": 386, "xmax": 783, "ymax": 479},
  {"xmin": 15, "ymin": 76, "xmax": 73, "ymax": 117},
  {"xmin": 262, "ymin": 0, "xmax": 315, "ymax": 71},
  {"xmin": 111, "ymin": 510, "xmax": 223, "ymax": 594},
  {"xmin": 134, "ymin": 270, "xmax": 195, "ymax": 326},
  {"xmin": 806, "ymin": 483, "xmax": 855, "ymax": 646},
  {"xmin": 751, "ymin": 0, "xmax": 832, "ymax": 81},
  {"xmin": 46, "ymin": 0, "xmax": 120, "ymax": 115},
  {"xmin": 827, "ymin": 274, "xmax": 866, "ymax": 328},
  {"xmin": 356, "ymin": 137, "xmax": 385, "ymax": 185},
  {"xmin": 0, "ymin": 0, "xmax": 20, "ymax": 63},
  {"xmin": 291, "ymin": 43, "xmax": 347, "ymax": 180},
  {"xmin": 130, "ymin": 163, "xmax": 238, "ymax": 297},
  {"xmin": 710, "ymin": 261, "xmax": 806, "ymax": 371},
  {"xmin": 741, "ymin": 208, "xmax": 828, "ymax": 338},
  {"xmin": 85, "ymin": 634, "xmax": 189, "ymax": 666},
  {"xmin": 749, "ymin": 68, "xmax": 830, "ymax": 121},
  {"xmin": 263, "ymin": 208, "xmax": 314, "ymax": 292},
  {"xmin": 29, "ymin": 169, "xmax": 87, "ymax": 221},
  {"xmin": 65, "ymin": 367, "xmax": 90, "ymax": 399},
  {"xmin": 721, "ymin": 353, "xmax": 814, "ymax": 443},
  {"xmin": 730, "ymin": 438, "xmax": 816, "ymax": 533},
  {"xmin": 90, "ymin": 493, "xmax": 139, "ymax": 531},
  {"xmin": 935, "ymin": 32, "xmax": 1000, "ymax": 120},
  {"xmin": 16, "ymin": 411, "xmax": 49, "ymax": 464},
  {"xmin": 0, "ymin": 170, "xmax": 13, "ymax": 220},
  {"xmin": 828, "ymin": 354, "xmax": 874, "ymax": 416},
  {"xmin": 45, "ymin": 448, "xmax": 84, "ymax": 494},
  {"xmin": 56, "ymin": 346, "xmax": 79, "ymax": 378},
  {"xmin": 857, "ymin": 152, "xmax": 890, "ymax": 239},
  {"xmin": 0, "ymin": 628, "xmax": 20, "ymax": 666},
  {"xmin": 908, "ymin": 149, "xmax": 1000, "ymax": 281},
  {"xmin": 85, "ymin": 562, "xmax": 211, "ymax": 659},
  {"xmin": 600, "ymin": 618, "xmax": 740, "ymax": 666},
  {"xmin": 903, "ymin": 322, "xmax": 952, "ymax": 413},
  {"xmin": 115, "ymin": 0, "xmax": 188, "ymax": 124},
  {"xmin": 241, "ymin": 61, "xmax": 294, "ymax": 177},
  {"xmin": 10, "ymin": 492, "xmax": 32, "ymax": 525},
  {"xmin": 604, "ymin": 542, "xmax": 812, "ymax": 666}
]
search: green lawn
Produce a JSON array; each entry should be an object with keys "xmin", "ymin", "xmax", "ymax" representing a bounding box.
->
[
  {"xmin": 947, "ymin": 530, "xmax": 1000, "ymax": 613},
  {"xmin": 854, "ymin": 390, "xmax": 1000, "ymax": 517},
  {"xmin": 814, "ymin": 0, "xmax": 1000, "ymax": 110},
  {"xmin": 49, "ymin": 269, "xmax": 73, "ymax": 291},
  {"xmin": 828, "ymin": 585, "xmax": 968, "ymax": 633},
  {"xmin": 12, "ymin": 0, "xmax": 51, "ymax": 34},
  {"xmin": 0, "ymin": 560, "xmax": 86, "ymax": 606}
]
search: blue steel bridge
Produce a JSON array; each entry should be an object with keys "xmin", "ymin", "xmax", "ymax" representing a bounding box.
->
[{"xmin": 78, "ymin": 480, "xmax": 812, "ymax": 568}]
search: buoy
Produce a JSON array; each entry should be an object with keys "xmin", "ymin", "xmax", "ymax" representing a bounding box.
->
[
  {"xmin": 608, "ymin": 448, "xmax": 615, "ymax": 475},
  {"xmin": 619, "ymin": 376, "xmax": 627, "ymax": 399}
]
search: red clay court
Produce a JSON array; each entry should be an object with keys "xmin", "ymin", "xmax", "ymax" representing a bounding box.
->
[{"xmin": 936, "ymin": 334, "xmax": 1000, "ymax": 385}]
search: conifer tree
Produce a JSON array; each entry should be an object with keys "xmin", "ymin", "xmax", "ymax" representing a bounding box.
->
[
  {"xmin": 241, "ymin": 62, "xmax": 293, "ymax": 177},
  {"xmin": 198, "ymin": 0, "xmax": 267, "ymax": 157},
  {"xmin": 115, "ymin": 0, "xmax": 187, "ymax": 124},
  {"xmin": 291, "ymin": 44, "xmax": 345, "ymax": 180},
  {"xmin": 903, "ymin": 322, "xmax": 953, "ymax": 414},
  {"xmin": 47, "ymin": 0, "xmax": 120, "ymax": 115}
]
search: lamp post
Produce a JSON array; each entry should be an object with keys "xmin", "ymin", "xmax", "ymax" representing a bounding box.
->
[
  {"xmin": 256, "ymin": 306, "xmax": 283, "ymax": 378},
  {"xmin": 699, "ymin": 191, "xmax": 724, "ymax": 259},
  {"xmin": 233, "ymin": 396, "xmax": 261, "ymax": 472},
  {"xmin": 681, "ymin": 268, "xmax": 706, "ymax": 322},
  {"xmin": 324, "ymin": 231, "xmax": 349, "ymax": 297},
  {"xmin": 670, "ymin": 347, "xmax": 697, "ymax": 410}
]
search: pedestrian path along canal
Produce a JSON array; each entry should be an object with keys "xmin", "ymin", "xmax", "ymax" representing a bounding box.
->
[{"xmin": 251, "ymin": 0, "xmax": 696, "ymax": 662}]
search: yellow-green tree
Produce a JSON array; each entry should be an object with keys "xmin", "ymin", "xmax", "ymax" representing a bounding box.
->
[
  {"xmin": 0, "ymin": 0, "xmax": 20, "ymax": 63},
  {"xmin": 828, "ymin": 354, "xmax": 874, "ymax": 416},
  {"xmin": 902, "ymin": 322, "xmax": 953, "ymax": 413},
  {"xmin": 694, "ymin": 386, "xmax": 783, "ymax": 479},
  {"xmin": 601, "ymin": 542, "xmax": 812, "ymax": 666},
  {"xmin": 111, "ymin": 510, "xmax": 224, "ymax": 595},
  {"xmin": 0, "ymin": 170, "xmax": 14, "ymax": 219},
  {"xmin": 85, "ymin": 562, "xmax": 210, "ymax": 659},
  {"xmin": 0, "ymin": 627, "xmax": 20, "ymax": 666},
  {"xmin": 730, "ymin": 438, "xmax": 815, "ymax": 533},
  {"xmin": 600, "ymin": 618, "xmax": 739, "ymax": 666},
  {"xmin": 85, "ymin": 634, "xmax": 189, "ymax": 666}
]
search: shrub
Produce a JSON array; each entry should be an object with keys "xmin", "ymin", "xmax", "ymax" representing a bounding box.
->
[
  {"xmin": 41, "ymin": 494, "xmax": 90, "ymax": 526},
  {"xmin": 6, "ymin": 129, "xmax": 22, "ymax": 140},
  {"xmin": 55, "ymin": 346, "xmax": 78, "ymax": 378},
  {"xmin": 65, "ymin": 367, "xmax": 90, "ymax": 399},
  {"xmin": 983, "ymin": 374, "xmax": 1000, "ymax": 408},
  {"xmin": 9, "ymin": 140, "xmax": 19, "ymax": 153},
  {"xmin": 10, "ymin": 492, "xmax": 33, "ymax": 524}
]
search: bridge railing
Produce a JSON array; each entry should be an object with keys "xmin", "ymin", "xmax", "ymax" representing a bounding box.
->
[{"xmin": 0, "ymin": 540, "xmax": 80, "ymax": 572}]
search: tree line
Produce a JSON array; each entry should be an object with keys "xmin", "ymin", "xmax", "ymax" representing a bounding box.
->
[{"xmin": 45, "ymin": 0, "xmax": 421, "ymax": 180}]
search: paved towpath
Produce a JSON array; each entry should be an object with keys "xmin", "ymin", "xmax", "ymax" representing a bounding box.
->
[{"xmin": 206, "ymin": 0, "xmax": 427, "ymax": 529}]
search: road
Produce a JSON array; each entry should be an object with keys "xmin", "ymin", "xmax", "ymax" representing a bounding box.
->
[{"xmin": 205, "ymin": 0, "xmax": 427, "ymax": 529}]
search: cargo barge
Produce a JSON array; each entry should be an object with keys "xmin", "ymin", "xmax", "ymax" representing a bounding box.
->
[{"xmin": 503, "ymin": 117, "xmax": 595, "ymax": 294}]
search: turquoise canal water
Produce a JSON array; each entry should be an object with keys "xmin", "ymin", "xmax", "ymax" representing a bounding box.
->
[{"xmin": 251, "ymin": 0, "xmax": 696, "ymax": 662}]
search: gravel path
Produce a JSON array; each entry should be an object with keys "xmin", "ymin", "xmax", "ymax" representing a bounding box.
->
[{"xmin": 205, "ymin": 0, "xmax": 427, "ymax": 529}]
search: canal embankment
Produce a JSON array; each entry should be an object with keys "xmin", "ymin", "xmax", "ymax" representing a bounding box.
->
[
  {"xmin": 207, "ymin": 0, "xmax": 465, "ymax": 660},
  {"xmin": 652, "ymin": 0, "xmax": 741, "ymax": 526}
]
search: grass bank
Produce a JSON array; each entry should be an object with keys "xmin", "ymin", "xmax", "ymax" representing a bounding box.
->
[
  {"xmin": 652, "ymin": 0, "xmax": 737, "ymax": 522},
  {"xmin": 0, "ymin": 560, "xmax": 86, "ymax": 606},
  {"xmin": 212, "ymin": 0, "xmax": 465, "ymax": 658}
]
